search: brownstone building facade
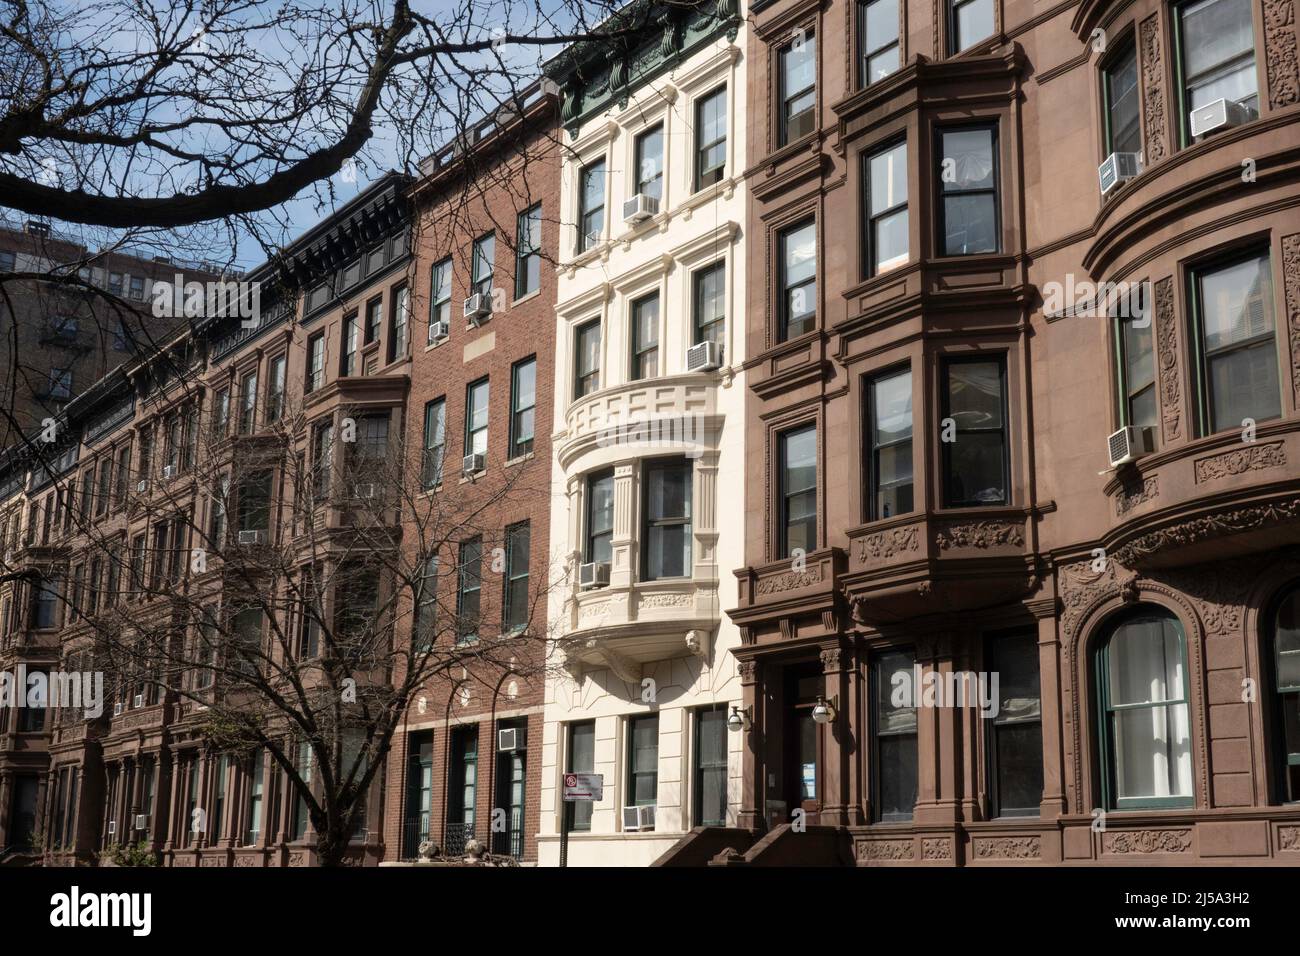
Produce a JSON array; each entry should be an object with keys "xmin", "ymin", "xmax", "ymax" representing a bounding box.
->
[{"xmin": 673, "ymin": 0, "xmax": 1300, "ymax": 866}]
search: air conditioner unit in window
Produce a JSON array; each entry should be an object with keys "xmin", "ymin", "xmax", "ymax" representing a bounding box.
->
[
  {"xmin": 1098, "ymin": 152, "xmax": 1142, "ymax": 196},
  {"xmin": 237, "ymin": 529, "xmax": 265, "ymax": 545},
  {"xmin": 136, "ymin": 479, "xmax": 148, "ymax": 494},
  {"xmin": 429, "ymin": 317, "xmax": 450, "ymax": 342},
  {"xmin": 1107, "ymin": 425, "xmax": 1156, "ymax": 468},
  {"xmin": 134, "ymin": 814, "xmax": 149, "ymax": 831},
  {"xmin": 622, "ymin": 193, "xmax": 660, "ymax": 225},
  {"xmin": 107, "ymin": 820, "xmax": 116, "ymax": 836},
  {"xmin": 463, "ymin": 293, "xmax": 491, "ymax": 323},
  {"xmin": 113, "ymin": 701, "xmax": 123, "ymax": 717},
  {"xmin": 353, "ymin": 482, "xmax": 375, "ymax": 499},
  {"xmin": 1190, "ymin": 97, "xmax": 1253, "ymax": 139},
  {"xmin": 622, "ymin": 805, "xmax": 656, "ymax": 832},
  {"xmin": 161, "ymin": 464, "xmax": 176, "ymax": 480},
  {"xmin": 462, "ymin": 452, "xmax": 485, "ymax": 477},
  {"xmin": 133, "ymin": 693, "xmax": 144, "ymax": 708},
  {"xmin": 498, "ymin": 727, "xmax": 525, "ymax": 752},
  {"xmin": 686, "ymin": 340, "xmax": 722, "ymax": 372},
  {"xmin": 578, "ymin": 561, "xmax": 610, "ymax": 589}
]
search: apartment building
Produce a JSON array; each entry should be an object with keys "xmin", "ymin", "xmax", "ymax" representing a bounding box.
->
[
  {"xmin": 538, "ymin": 0, "xmax": 749, "ymax": 865},
  {"xmin": 381, "ymin": 83, "xmax": 559, "ymax": 865},
  {"xmin": 0, "ymin": 174, "xmax": 414, "ymax": 866},
  {"xmin": 0, "ymin": 218, "xmax": 219, "ymax": 446},
  {"xmin": 653, "ymin": 0, "xmax": 1300, "ymax": 866}
]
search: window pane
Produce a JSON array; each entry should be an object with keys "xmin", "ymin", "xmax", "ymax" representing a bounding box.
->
[
  {"xmin": 694, "ymin": 262, "xmax": 725, "ymax": 347},
  {"xmin": 632, "ymin": 295, "xmax": 659, "ymax": 379},
  {"xmin": 1180, "ymin": 0, "xmax": 1258, "ymax": 111},
  {"xmin": 1105, "ymin": 44, "xmax": 1142, "ymax": 155},
  {"xmin": 782, "ymin": 36, "xmax": 817, "ymax": 142},
  {"xmin": 1208, "ymin": 342, "xmax": 1281, "ymax": 429},
  {"xmin": 636, "ymin": 125, "xmax": 663, "ymax": 199},
  {"xmin": 870, "ymin": 143, "xmax": 907, "ymax": 215},
  {"xmin": 954, "ymin": 0, "xmax": 994, "ymax": 51},
  {"xmin": 1112, "ymin": 703, "xmax": 1193, "ymax": 799},
  {"xmin": 1200, "ymin": 255, "xmax": 1275, "ymax": 352},
  {"xmin": 876, "ymin": 650, "xmax": 917, "ymax": 734},
  {"xmin": 568, "ymin": 722, "xmax": 595, "ymax": 830},
  {"xmin": 941, "ymin": 128, "xmax": 996, "ymax": 191},
  {"xmin": 1108, "ymin": 616, "xmax": 1184, "ymax": 705},
  {"xmin": 644, "ymin": 461, "xmax": 691, "ymax": 580},
  {"xmin": 1123, "ymin": 317, "xmax": 1155, "ymax": 392},
  {"xmin": 995, "ymin": 722, "xmax": 1044, "ymax": 811},
  {"xmin": 943, "ymin": 193, "xmax": 998, "ymax": 255},
  {"xmin": 864, "ymin": 0, "xmax": 898, "ymax": 57},
  {"xmin": 947, "ymin": 432, "xmax": 1006, "ymax": 505},
  {"xmin": 947, "ymin": 360, "xmax": 1004, "ymax": 427},
  {"xmin": 870, "ymin": 368, "xmax": 913, "ymax": 519},
  {"xmin": 1276, "ymin": 589, "xmax": 1300, "ymax": 689},
  {"xmin": 782, "ymin": 426, "xmax": 817, "ymax": 556},
  {"xmin": 782, "ymin": 221, "xmax": 816, "ymax": 336}
]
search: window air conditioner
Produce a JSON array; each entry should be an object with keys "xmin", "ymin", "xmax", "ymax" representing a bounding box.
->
[
  {"xmin": 1190, "ymin": 98, "xmax": 1252, "ymax": 138},
  {"xmin": 622, "ymin": 805, "xmax": 656, "ymax": 832},
  {"xmin": 133, "ymin": 693, "xmax": 144, "ymax": 709},
  {"xmin": 113, "ymin": 701, "xmax": 124, "ymax": 717},
  {"xmin": 686, "ymin": 340, "xmax": 722, "ymax": 372},
  {"xmin": 1097, "ymin": 152, "xmax": 1141, "ymax": 196},
  {"xmin": 1107, "ymin": 426, "xmax": 1156, "ymax": 468},
  {"xmin": 136, "ymin": 479, "xmax": 148, "ymax": 493},
  {"xmin": 353, "ymin": 483, "xmax": 375, "ymax": 499},
  {"xmin": 463, "ymin": 294, "xmax": 491, "ymax": 322},
  {"xmin": 107, "ymin": 820, "xmax": 116, "ymax": 836},
  {"xmin": 578, "ymin": 561, "xmax": 610, "ymax": 589},
  {"xmin": 622, "ymin": 193, "xmax": 660, "ymax": 225},
  {"xmin": 462, "ymin": 453, "xmax": 485, "ymax": 477},
  {"xmin": 134, "ymin": 814, "xmax": 149, "ymax": 830},
  {"xmin": 162, "ymin": 464, "xmax": 176, "ymax": 480},
  {"xmin": 498, "ymin": 727, "xmax": 525, "ymax": 751},
  {"xmin": 429, "ymin": 318, "xmax": 450, "ymax": 342},
  {"xmin": 237, "ymin": 529, "xmax": 265, "ymax": 545}
]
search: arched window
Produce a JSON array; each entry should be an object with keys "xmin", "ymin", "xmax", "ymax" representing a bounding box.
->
[
  {"xmin": 1095, "ymin": 610, "xmax": 1193, "ymax": 810},
  {"xmin": 1269, "ymin": 586, "xmax": 1300, "ymax": 803}
]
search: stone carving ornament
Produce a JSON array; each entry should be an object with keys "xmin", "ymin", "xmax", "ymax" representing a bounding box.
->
[
  {"xmin": 1154, "ymin": 276, "xmax": 1181, "ymax": 442},
  {"xmin": 1263, "ymin": 0, "xmax": 1300, "ymax": 108},
  {"xmin": 1194, "ymin": 442, "xmax": 1287, "ymax": 482},
  {"xmin": 1283, "ymin": 234, "xmax": 1300, "ymax": 408},
  {"xmin": 934, "ymin": 521, "xmax": 1024, "ymax": 550},
  {"xmin": 1139, "ymin": 15, "xmax": 1169, "ymax": 165}
]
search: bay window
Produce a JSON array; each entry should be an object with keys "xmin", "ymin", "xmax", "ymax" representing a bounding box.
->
[
  {"xmin": 873, "ymin": 648, "xmax": 918, "ymax": 822},
  {"xmin": 779, "ymin": 424, "xmax": 817, "ymax": 557},
  {"xmin": 867, "ymin": 366, "xmax": 913, "ymax": 520},
  {"xmin": 937, "ymin": 125, "xmax": 999, "ymax": 256},
  {"xmin": 864, "ymin": 141, "xmax": 909, "ymax": 275},
  {"xmin": 1175, "ymin": 0, "xmax": 1258, "ymax": 141}
]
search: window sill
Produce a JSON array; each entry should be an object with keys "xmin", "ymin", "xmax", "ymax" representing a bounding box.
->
[
  {"xmin": 512, "ymin": 289, "xmax": 542, "ymax": 308},
  {"xmin": 504, "ymin": 452, "xmax": 535, "ymax": 468},
  {"xmin": 457, "ymin": 470, "xmax": 486, "ymax": 485},
  {"xmin": 425, "ymin": 337, "xmax": 449, "ymax": 352}
]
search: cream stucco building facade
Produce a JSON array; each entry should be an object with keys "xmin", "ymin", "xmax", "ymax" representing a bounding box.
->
[{"xmin": 538, "ymin": 1, "xmax": 748, "ymax": 866}]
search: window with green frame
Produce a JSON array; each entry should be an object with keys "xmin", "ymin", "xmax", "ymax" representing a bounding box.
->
[
  {"xmin": 1172, "ymin": 0, "xmax": 1258, "ymax": 146},
  {"xmin": 1269, "ymin": 585, "xmax": 1300, "ymax": 803},
  {"xmin": 1095, "ymin": 609, "xmax": 1193, "ymax": 810},
  {"xmin": 1187, "ymin": 248, "xmax": 1280, "ymax": 436},
  {"xmin": 1100, "ymin": 36, "xmax": 1141, "ymax": 156},
  {"xmin": 1113, "ymin": 309, "xmax": 1158, "ymax": 433}
]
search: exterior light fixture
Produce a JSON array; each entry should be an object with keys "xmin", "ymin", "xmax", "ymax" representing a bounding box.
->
[
  {"xmin": 811, "ymin": 694, "xmax": 837, "ymax": 724},
  {"xmin": 727, "ymin": 704, "xmax": 751, "ymax": 732}
]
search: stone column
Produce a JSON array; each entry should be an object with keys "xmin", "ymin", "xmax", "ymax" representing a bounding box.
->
[
  {"xmin": 736, "ymin": 657, "xmax": 763, "ymax": 831},
  {"xmin": 819, "ymin": 643, "xmax": 854, "ymax": 826},
  {"xmin": 608, "ymin": 462, "xmax": 636, "ymax": 589}
]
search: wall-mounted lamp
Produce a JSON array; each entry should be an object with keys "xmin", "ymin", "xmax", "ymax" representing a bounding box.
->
[
  {"xmin": 727, "ymin": 704, "xmax": 752, "ymax": 732},
  {"xmin": 811, "ymin": 694, "xmax": 838, "ymax": 724}
]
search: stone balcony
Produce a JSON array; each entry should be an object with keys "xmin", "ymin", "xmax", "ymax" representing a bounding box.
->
[
  {"xmin": 1103, "ymin": 419, "xmax": 1300, "ymax": 570},
  {"xmin": 840, "ymin": 509, "xmax": 1038, "ymax": 627},
  {"xmin": 558, "ymin": 371, "xmax": 722, "ymax": 472}
]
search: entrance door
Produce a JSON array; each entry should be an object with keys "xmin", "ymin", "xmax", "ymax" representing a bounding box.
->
[
  {"xmin": 784, "ymin": 665, "xmax": 823, "ymax": 824},
  {"xmin": 493, "ymin": 721, "xmax": 526, "ymax": 858}
]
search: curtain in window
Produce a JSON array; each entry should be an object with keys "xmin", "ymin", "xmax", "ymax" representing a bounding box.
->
[{"xmin": 1108, "ymin": 616, "xmax": 1192, "ymax": 800}]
